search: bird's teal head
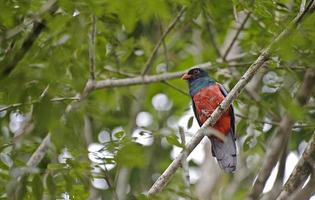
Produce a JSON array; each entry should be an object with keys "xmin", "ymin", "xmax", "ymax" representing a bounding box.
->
[{"xmin": 181, "ymin": 68, "xmax": 215, "ymax": 96}]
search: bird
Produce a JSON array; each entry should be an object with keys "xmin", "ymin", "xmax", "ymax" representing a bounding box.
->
[{"xmin": 182, "ymin": 67, "xmax": 237, "ymax": 172}]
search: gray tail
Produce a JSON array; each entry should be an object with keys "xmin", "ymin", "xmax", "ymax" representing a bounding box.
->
[{"xmin": 210, "ymin": 131, "xmax": 237, "ymax": 173}]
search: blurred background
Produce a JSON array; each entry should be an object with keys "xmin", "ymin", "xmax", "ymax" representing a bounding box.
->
[{"xmin": 0, "ymin": 0, "xmax": 315, "ymax": 199}]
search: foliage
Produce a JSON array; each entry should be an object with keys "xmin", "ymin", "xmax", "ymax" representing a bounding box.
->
[{"xmin": 0, "ymin": 0, "xmax": 315, "ymax": 199}]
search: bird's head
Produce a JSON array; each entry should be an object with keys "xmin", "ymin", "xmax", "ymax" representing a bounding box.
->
[{"xmin": 181, "ymin": 68, "xmax": 209, "ymax": 82}]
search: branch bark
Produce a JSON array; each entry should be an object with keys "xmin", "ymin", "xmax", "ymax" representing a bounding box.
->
[
  {"xmin": 288, "ymin": 170, "xmax": 315, "ymax": 200},
  {"xmin": 179, "ymin": 127, "xmax": 190, "ymax": 191},
  {"xmin": 89, "ymin": 15, "xmax": 97, "ymax": 81},
  {"xmin": 96, "ymin": 62, "xmax": 211, "ymax": 89},
  {"xmin": 147, "ymin": 1, "xmax": 315, "ymax": 194},
  {"xmin": 247, "ymin": 68, "xmax": 315, "ymax": 200},
  {"xmin": 27, "ymin": 133, "xmax": 51, "ymax": 167},
  {"xmin": 141, "ymin": 7, "xmax": 186, "ymax": 75},
  {"xmin": 0, "ymin": 0, "xmax": 58, "ymax": 76},
  {"xmin": 0, "ymin": 0, "xmax": 57, "ymax": 44},
  {"xmin": 1, "ymin": 22, "xmax": 45, "ymax": 76},
  {"xmin": 222, "ymin": 12, "xmax": 251, "ymax": 61},
  {"xmin": 276, "ymin": 130, "xmax": 315, "ymax": 200}
]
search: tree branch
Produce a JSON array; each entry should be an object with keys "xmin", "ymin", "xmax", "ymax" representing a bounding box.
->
[
  {"xmin": 1, "ymin": 22, "xmax": 45, "ymax": 76},
  {"xmin": 288, "ymin": 170, "xmax": 315, "ymax": 200},
  {"xmin": 141, "ymin": 7, "xmax": 186, "ymax": 75},
  {"xmin": 96, "ymin": 62, "xmax": 212, "ymax": 89},
  {"xmin": 276, "ymin": 130, "xmax": 315, "ymax": 200},
  {"xmin": 202, "ymin": 7, "xmax": 222, "ymax": 57},
  {"xmin": 222, "ymin": 12, "xmax": 251, "ymax": 61},
  {"xmin": 147, "ymin": 2, "xmax": 315, "ymax": 194},
  {"xmin": 0, "ymin": 0, "xmax": 57, "ymax": 44},
  {"xmin": 179, "ymin": 127, "xmax": 190, "ymax": 191},
  {"xmin": 26, "ymin": 133, "xmax": 51, "ymax": 167},
  {"xmin": 0, "ymin": 0, "xmax": 58, "ymax": 77},
  {"xmin": 89, "ymin": 15, "xmax": 97, "ymax": 80},
  {"xmin": 0, "ymin": 96, "xmax": 79, "ymax": 113},
  {"xmin": 247, "ymin": 68, "xmax": 315, "ymax": 200}
]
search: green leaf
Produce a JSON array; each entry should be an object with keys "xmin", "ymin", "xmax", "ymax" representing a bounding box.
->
[
  {"xmin": 47, "ymin": 163, "xmax": 66, "ymax": 170},
  {"xmin": 32, "ymin": 174, "xmax": 43, "ymax": 200},
  {"xmin": 243, "ymin": 136, "xmax": 254, "ymax": 152},
  {"xmin": 166, "ymin": 134, "xmax": 183, "ymax": 148},
  {"xmin": 116, "ymin": 142, "xmax": 145, "ymax": 168},
  {"xmin": 187, "ymin": 116, "xmax": 194, "ymax": 129},
  {"xmin": 46, "ymin": 174, "xmax": 56, "ymax": 197},
  {"xmin": 114, "ymin": 130, "xmax": 125, "ymax": 139}
]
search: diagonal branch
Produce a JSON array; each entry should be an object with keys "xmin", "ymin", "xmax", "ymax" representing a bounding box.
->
[
  {"xmin": 0, "ymin": 0, "xmax": 58, "ymax": 77},
  {"xmin": 0, "ymin": 0, "xmax": 57, "ymax": 44},
  {"xmin": 202, "ymin": 7, "xmax": 222, "ymax": 57},
  {"xmin": 276, "ymin": 131, "xmax": 315, "ymax": 200},
  {"xmin": 89, "ymin": 15, "xmax": 97, "ymax": 80},
  {"xmin": 179, "ymin": 127, "xmax": 191, "ymax": 193},
  {"xmin": 147, "ymin": 2, "xmax": 315, "ymax": 195},
  {"xmin": 26, "ymin": 133, "xmax": 51, "ymax": 167},
  {"xmin": 141, "ymin": 7, "xmax": 186, "ymax": 75},
  {"xmin": 247, "ymin": 68, "xmax": 315, "ymax": 200},
  {"xmin": 222, "ymin": 12, "xmax": 251, "ymax": 61},
  {"xmin": 1, "ymin": 22, "xmax": 45, "ymax": 76}
]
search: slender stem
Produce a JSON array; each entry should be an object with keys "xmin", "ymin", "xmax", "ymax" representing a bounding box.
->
[
  {"xmin": 222, "ymin": 12, "xmax": 251, "ymax": 61},
  {"xmin": 89, "ymin": 15, "xmax": 97, "ymax": 80},
  {"xmin": 276, "ymin": 131, "xmax": 315, "ymax": 200},
  {"xmin": 27, "ymin": 133, "xmax": 51, "ymax": 167},
  {"xmin": 141, "ymin": 7, "xmax": 186, "ymax": 75},
  {"xmin": 179, "ymin": 127, "xmax": 191, "ymax": 191}
]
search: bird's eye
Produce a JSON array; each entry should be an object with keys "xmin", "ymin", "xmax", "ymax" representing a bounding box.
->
[{"xmin": 193, "ymin": 70, "xmax": 199, "ymax": 74}]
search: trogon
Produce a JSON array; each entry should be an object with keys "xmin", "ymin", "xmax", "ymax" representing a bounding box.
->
[{"xmin": 182, "ymin": 68, "xmax": 237, "ymax": 172}]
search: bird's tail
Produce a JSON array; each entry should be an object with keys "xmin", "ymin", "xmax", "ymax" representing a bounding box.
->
[{"xmin": 210, "ymin": 131, "xmax": 237, "ymax": 172}]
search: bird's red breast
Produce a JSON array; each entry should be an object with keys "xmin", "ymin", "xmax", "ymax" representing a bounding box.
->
[{"xmin": 193, "ymin": 83, "xmax": 231, "ymax": 135}]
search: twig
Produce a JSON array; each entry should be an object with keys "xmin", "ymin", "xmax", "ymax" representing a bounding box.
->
[
  {"xmin": 96, "ymin": 62, "xmax": 212, "ymax": 89},
  {"xmin": 1, "ymin": 21, "xmax": 45, "ymax": 76},
  {"xmin": 0, "ymin": 0, "xmax": 59, "ymax": 76},
  {"xmin": 179, "ymin": 127, "xmax": 190, "ymax": 191},
  {"xmin": 261, "ymin": 144, "xmax": 287, "ymax": 200},
  {"xmin": 299, "ymin": 0, "xmax": 307, "ymax": 14},
  {"xmin": 222, "ymin": 12, "xmax": 251, "ymax": 61},
  {"xmin": 276, "ymin": 131, "xmax": 315, "ymax": 200},
  {"xmin": 202, "ymin": 7, "xmax": 222, "ymax": 57},
  {"xmin": 148, "ymin": 2, "xmax": 315, "ymax": 194},
  {"xmin": 141, "ymin": 7, "xmax": 186, "ymax": 75},
  {"xmin": 116, "ymin": 86, "xmax": 148, "ymax": 200},
  {"xmin": 158, "ymin": 17, "xmax": 170, "ymax": 69},
  {"xmin": 89, "ymin": 15, "xmax": 97, "ymax": 80},
  {"xmin": 235, "ymin": 113, "xmax": 313, "ymax": 128},
  {"xmin": 0, "ymin": 0, "xmax": 57, "ymax": 44},
  {"xmin": 162, "ymin": 81, "xmax": 190, "ymax": 96},
  {"xmin": 104, "ymin": 65, "xmax": 190, "ymax": 96},
  {"xmin": 102, "ymin": 166, "xmax": 119, "ymax": 200},
  {"xmin": 288, "ymin": 170, "xmax": 315, "ymax": 200},
  {"xmin": 0, "ymin": 96, "xmax": 80, "ymax": 113},
  {"xmin": 247, "ymin": 68, "xmax": 315, "ymax": 200},
  {"xmin": 27, "ymin": 133, "xmax": 51, "ymax": 167}
]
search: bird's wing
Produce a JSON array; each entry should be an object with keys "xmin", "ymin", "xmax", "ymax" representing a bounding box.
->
[
  {"xmin": 192, "ymin": 98, "xmax": 203, "ymax": 127},
  {"xmin": 218, "ymin": 84, "xmax": 236, "ymax": 140},
  {"xmin": 210, "ymin": 83, "xmax": 237, "ymax": 172}
]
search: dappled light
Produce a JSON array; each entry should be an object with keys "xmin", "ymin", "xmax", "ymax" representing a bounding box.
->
[{"xmin": 1, "ymin": 0, "xmax": 315, "ymax": 199}]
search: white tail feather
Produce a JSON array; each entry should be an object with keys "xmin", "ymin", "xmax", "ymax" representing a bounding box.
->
[{"xmin": 210, "ymin": 131, "xmax": 237, "ymax": 173}]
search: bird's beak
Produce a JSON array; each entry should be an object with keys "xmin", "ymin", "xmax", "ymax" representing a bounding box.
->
[{"xmin": 181, "ymin": 73, "xmax": 191, "ymax": 80}]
